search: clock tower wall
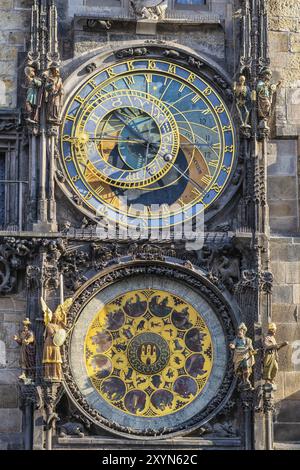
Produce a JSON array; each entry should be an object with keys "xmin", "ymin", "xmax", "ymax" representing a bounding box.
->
[{"xmin": 2, "ymin": 0, "xmax": 299, "ymax": 451}]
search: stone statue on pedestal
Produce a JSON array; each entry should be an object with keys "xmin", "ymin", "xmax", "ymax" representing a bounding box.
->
[
  {"xmin": 24, "ymin": 66, "xmax": 43, "ymax": 124},
  {"xmin": 44, "ymin": 66, "xmax": 64, "ymax": 124},
  {"xmin": 229, "ymin": 323, "xmax": 256, "ymax": 390},
  {"xmin": 257, "ymin": 68, "xmax": 282, "ymax": 134},
  {"xmin": 263, "ymin": 323, "xmax": 288, "ymax": 385},
  {"xmin": 14, "ymin": 318, "xmax": 36, "ymax": 383}
]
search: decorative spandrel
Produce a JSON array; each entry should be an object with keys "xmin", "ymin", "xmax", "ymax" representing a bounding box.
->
[
  {"xmin": 84, "ymin": 290, "xmax": 213, "ymax": 418},
  {"xmin": 61, "ymin": 58, "xmax": 236, "ymax": 229}
]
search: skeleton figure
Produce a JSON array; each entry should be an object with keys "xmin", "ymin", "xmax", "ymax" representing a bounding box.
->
[
  {"xmin": 233, "ymin": 75, "xmax": 252, "ymax": 130},
  {"xmin": 131, "ymin": 0, "xmax": 168, "ymax": 20}
]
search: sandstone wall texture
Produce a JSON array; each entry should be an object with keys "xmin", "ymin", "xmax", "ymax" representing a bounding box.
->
[
  {"xmin": 0, "ymin": 1, "xmax": 31, "ymax": 109},
  {"xmin": 267, "ymin": 0, "xmax": 300, "ymax": 442}
]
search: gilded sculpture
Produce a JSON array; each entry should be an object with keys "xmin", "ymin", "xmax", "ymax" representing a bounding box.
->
[
  {"xmin": 229, "ymin": 323, "xmax": 256, "ymax": 390},
  {"xmin": 41, "ymin": 297, "xmax": 73, "ymax": 382},
  {"xmin": 13, "ymin": 318, "xmax": 36, "ymax": 382},
  {"xmin": 263, "ymin": 323, "xmax": 288, "ymax": 385}
]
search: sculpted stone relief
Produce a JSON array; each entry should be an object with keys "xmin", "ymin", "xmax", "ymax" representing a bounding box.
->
[{"xmin": 130, "ymin": 0, "xmax": 168, "ymax": 20}]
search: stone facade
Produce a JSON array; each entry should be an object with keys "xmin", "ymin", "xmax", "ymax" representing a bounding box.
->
[
  {"xmin": 266, "ymin": 0, "xmax": 300, "ymax": 443},
  {"xmin": 0, "ymin": 0, "xmax": 299, "ymax": 450}
]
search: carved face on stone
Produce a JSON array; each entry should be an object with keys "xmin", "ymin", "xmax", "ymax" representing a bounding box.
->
[
  {"xmin": 50, "ymin": 67, "xmax": 60, "ymax": 77},
  {"xmin": 262, "ymin": 70, "xmax": 272, "ymax": 83}
]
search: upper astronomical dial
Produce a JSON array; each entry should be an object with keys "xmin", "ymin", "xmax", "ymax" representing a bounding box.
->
[{"xmin": 61, "ymin": 58, "xmax": 236, "ymax": 228}]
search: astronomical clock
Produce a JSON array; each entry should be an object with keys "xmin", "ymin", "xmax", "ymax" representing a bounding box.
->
[
  {"xmin": 58, "ymin": 53, "xmax": 239, "ymax": 442},
  {"xmin": 60, "ymin": 58, "xmax": 236, "ymax": 229}
]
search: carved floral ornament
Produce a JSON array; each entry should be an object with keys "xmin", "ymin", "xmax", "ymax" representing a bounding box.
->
[{"xmin": 62, "ymin": 261, "xmax": 237, "ymax": 438}]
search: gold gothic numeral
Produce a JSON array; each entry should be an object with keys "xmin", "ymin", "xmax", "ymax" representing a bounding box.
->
[
  {"xmin": 187, "ymin": 73, "xmax": 196, "ymax": 83},
  {"xmin": 192, "ymin": 95, "xmax": 200, "ymax": 104},
  {"xmin": 125, "ymin": 75, "xmax": 135, "ymax": 85},
  {"xmin": 107, "ymin": 67, "xmax": 116, "ymax": 78},
  {"xmin": 203, "ymin": 87, "xmax": 212, "ymax": 96},
  {"xmin": 201, "ymin": 175, "xmax": 212, "ymax": 186},
  {"xmin": 168, "ymin": 64, "xmax": 177, "ymax": 74},
  {"xmin": 215, "ymin": 105, "xmax": 225, "ymax": 114},
  {"xmin": 127, "ymin": 61, "xmax": 135, "ymax": 71},
  {"xmin": 148, "ymin": 60, "xmax": 157, "ymax": 70}
]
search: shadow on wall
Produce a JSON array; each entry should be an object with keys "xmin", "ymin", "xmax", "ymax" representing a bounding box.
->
[
  {"xmin": 275, "ymin": 389, "xmax": 300, "ymax": 442},
  {"xmin": 0, "ymin": 340, "xmax": 6, "ymax": 368}
]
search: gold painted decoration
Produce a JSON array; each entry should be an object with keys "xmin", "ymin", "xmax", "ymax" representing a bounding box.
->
[{"xmin": 85, "ymin": 289, "xmax": 213, "ymax": 417}]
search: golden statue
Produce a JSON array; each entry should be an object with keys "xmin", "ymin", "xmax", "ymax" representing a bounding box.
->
[
  {"xmin": 263, "ymin": 323, "xmax": 288, "ymax": 384},
  {"xmin": 41, "ymin": 297, "xmax": 73, "ymax": 382}
]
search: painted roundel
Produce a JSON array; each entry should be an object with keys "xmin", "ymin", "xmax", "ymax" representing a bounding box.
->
[
  {"xmin": 69, "ymin": 275, "xmax": 228, "ymax": 435},
  {"xmin": 61, "ymin": 59, "xmax": 236, "ymax": 228},
  {"xmin": 84, "ymin": 290, "xmax": 213, "ymax": 418}
]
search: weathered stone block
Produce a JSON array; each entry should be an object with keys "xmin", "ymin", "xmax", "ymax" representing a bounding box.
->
[
  {"xmin": 269, "ymin": 200, "xmax": 298, "ymax": 218},
  {"xmin": 270, "ymin": 241, "xmax": 289, "ymax": 262},
  {"xmin": 270, "ymin": 216, "xmax": 298, "ymax": 233},
  {"xmin": 290, "ymin": 33, "xmax": 300, "ymax": 52},
  {"xmin": 272, "ymin": 303, "xmax": 298, "ymax": 323},
  {"xmin": 268, "ymin": 177, "xmax": 297, "ymax": 201},
  {"xmin": 0, "ymin": 0, "xmax": 13, "ymax": 9},
  {"xmin": 0, "ymin": 409, "xmax": 22, "ymax": 433},
  {"xmin": 268, "ymin": 0, "xmax": 300, "ymax": 18},
  {"xmin": 286, "ymin": 263, "xmax": 300, "ymax": 284},
  {"xmin": 0, "ymin": 385, "xmax": 18, "ymax": 408},
  {"xmin": 271, "ymin": 261, "xmax": 287, "ymax": 284},
  {"xmin": 284, "ymin": 372, "xmax": 300, "ymax": 399},
  {"xmin": 269, "ymin": 16, "xmax": 299, "ymax": 33},
  {"xmin": 277, "ymin": 400, "xmax": 300, "ymax": 422},
  {"xmin": 276, "ymin": 323, "xmax": 300, "ymax": 343},
  {"xmin": 278, "ymin": 344, "xmax": 295, "ymax": 372},
  {"xmin": 0, "ymin": 369, "xmax": 19, "ymax": 385},
  {"xmin": 269, "ymin": 31, "xmax": 289, "ymax": 52},
  {"xmin": 272, "ymin": 285, "xmax": 293, "ymax": 304},
  {"xmin": 274, "ymin": 423, "xmax": 300, "ymax": 442},
  {"xmin": 267, "ymin": 140, "xmax": 298, "ymax": 176},
  {"xmin": 274, "ymin": 371, "xmax": 285, "ymax": 402},
  {"xmin": 293, "ymin": 285, "xmax": 300, "ymax": 304}
]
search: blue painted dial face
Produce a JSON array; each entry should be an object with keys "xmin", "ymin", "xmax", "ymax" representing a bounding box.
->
[{"xmin": 61, "ymin": 59, "xmax": 236, "ymax": 229}]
